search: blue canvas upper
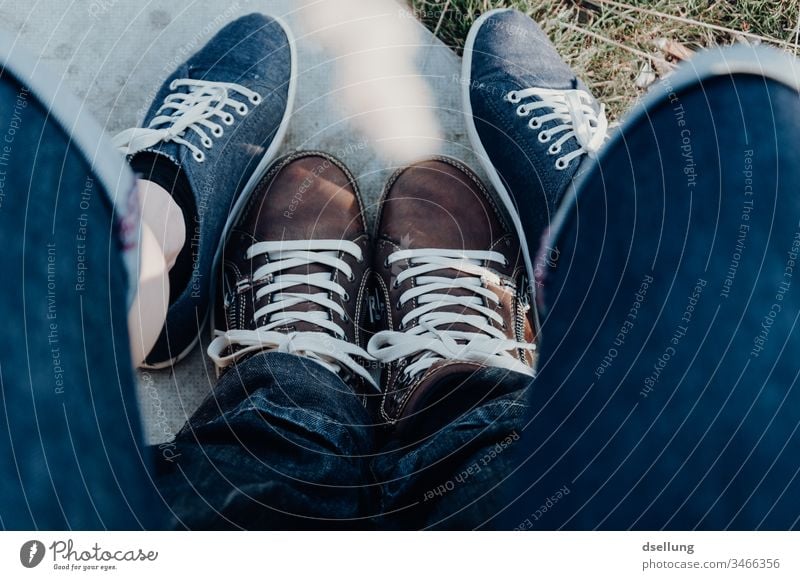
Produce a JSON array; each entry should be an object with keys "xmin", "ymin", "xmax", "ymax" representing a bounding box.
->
[
  {"xmin": 466, "ymin": 9, "xmax": 603, "ymax": 247},
  {"xmin": 123, "ymin": 13, "xmax": 294, "ymax": 366}
]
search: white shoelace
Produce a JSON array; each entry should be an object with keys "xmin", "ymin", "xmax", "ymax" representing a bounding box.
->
[
  {"xmin": 506, "ymin": 87, "xmax": 608, "ymax": 170},
  {"xmin": 367, "ymin": 248, "xmax": 536, "ymax": 380},
  {"xmin": 112, "ymin": 79, "xmax": 262, "ymax": 162},
  {"xmin": 207, "ymin": 239, "xmax": 377, "ymax": 388}
]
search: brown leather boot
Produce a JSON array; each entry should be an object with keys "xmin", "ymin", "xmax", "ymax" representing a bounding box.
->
[
  {"xmin": 368, "ymin": 156, "xmax": 537, "ymax": 429},
  {"xmin": 207, "ymin": 151, "xmax": 378, "ymax": 394}
]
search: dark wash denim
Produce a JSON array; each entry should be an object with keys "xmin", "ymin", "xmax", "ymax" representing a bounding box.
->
[
  {"xmin": 154, "ymin": 353, "xmax": 529, "ymax": 529},
  {"xmin": 0, "ymin": 68, "xmax": 158, "ymax": 530},
  {"xmin": 499, "ymin": 46, "xmax": 800, "ymax": 530}
]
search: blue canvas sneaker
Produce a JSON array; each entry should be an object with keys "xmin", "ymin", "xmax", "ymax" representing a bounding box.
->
[
  {"xmin": 114, "ymin": 13, "xmax": 296, "ymax": 368},
  {"xmin": 462, "ymin": 8, "xmax": 608, "ymax": 288}
]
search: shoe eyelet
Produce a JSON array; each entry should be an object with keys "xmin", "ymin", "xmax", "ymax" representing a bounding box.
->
[
  {"xmin": 398, "ymin": 322, "xmax": 405, "ymax": 330},
  {"xmin": 384, "ymin": 257, "xmax": 391, "ymax": 268},
  {"xmin": 516, "ymin": 105, "xmax": 528, "ymax": 117},
  {"xmin": 357, "ymin": 256, "xmax": 364, "ymax": 264},
  {"xmin": 201, "ymin": 136, "xmax": 213, "ymax": 149},
  {"xmin": 212, "ymin": 126, "xmax": 224, "ymax": 137},
  {"xmin": 347, "ymin": 273, "xmax": 355, "ymax": 282},
  {"xmin": 223, "ymin": 114, "xmax": 235, "ymax": 125},
  {"xmin": 555, "ymin": 158, "xmax": 569, "ymax": 171},
  {"xmin": 528, "ymin": 118, "xmax": 541, "ymax": 130},
  {"xmin": 169, "ymin": 80, "xmax": 179, "ymax": 90},
  {"xmin": 193, "ymin": 151, "xmax": 205, "ymax": 162},
  {"xmin": 506, "ymin": 91, "xmax": 521, "ymax": 104},
  {"xmin": 249, "ymin": 93, "xmax": 262, "ymax": 105},
  {"xmin": 396, "ymin": 300, "xmax": 403, "ymax": 310},
  {"xmin": 343, "ymin": 292, "xmax": 351, "ymax": 302},
  {"xmin": 392, "ymin": 280, "xmax": 400, "ymax": 289},
  {"xmin": 342, "ymin": 313, "xmax": 350, "ymax": 322},
  {"xmin": 538, "ymin": 131, "xmax": 551, "ymax": 143},
  {"xmin": 237, "ymin": 104, "xmax": 249, "ymax": 115},
  {"xmin": 548, "ymin": 143, "xmax": 561, "ymax": 155}
]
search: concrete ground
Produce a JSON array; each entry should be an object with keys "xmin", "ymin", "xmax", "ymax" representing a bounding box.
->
[{"xmin": 0, "ymin": 0, "xmax": 490, "ymax": 444}]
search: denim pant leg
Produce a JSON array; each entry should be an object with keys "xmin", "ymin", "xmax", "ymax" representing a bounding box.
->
[
  {"xmin": 0, "ymin": 72, "xmax": 160, "ymax": 528},
  {"xmin": 501, "ymin": 48, "xmax": 800, "ymax": 530},
  {"xmin": 154, "ymin": 352, "xmax": 377, "ymax": 529},
  {"xmin": 371, "ymin": 368, "xmax": 532, "ymax": 529}
]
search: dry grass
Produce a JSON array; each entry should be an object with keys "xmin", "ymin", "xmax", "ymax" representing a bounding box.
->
[{"xmin": 410, "ymin": 0, "xmax": 800, "ymax": 119}]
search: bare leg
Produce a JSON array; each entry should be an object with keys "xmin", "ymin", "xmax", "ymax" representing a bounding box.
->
[{"xmin": 128, "ymin": 179, "xmax": 186, "ymax": 366}]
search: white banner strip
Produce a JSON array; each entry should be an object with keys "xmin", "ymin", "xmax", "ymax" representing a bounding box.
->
[{"xmin": 1, "ymin": 532, "xmax": 797, "ymax": 578}]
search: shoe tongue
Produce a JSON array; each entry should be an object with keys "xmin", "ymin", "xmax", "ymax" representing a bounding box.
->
[
  {"xmin": 411, "ymin": 262, "xmax": 498, "ymax": 336},
  {"xmin": 256, "ymin": 252, "xmax": 342, "ymax": 335},
  {"xmin": 226, "ymin": 230, "xmax": 339, "ymax": 335}
]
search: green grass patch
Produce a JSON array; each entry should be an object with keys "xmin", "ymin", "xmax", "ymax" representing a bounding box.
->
[{"xmin": 410, "ymin": 0, "xmax": 800, "ymax": 119}]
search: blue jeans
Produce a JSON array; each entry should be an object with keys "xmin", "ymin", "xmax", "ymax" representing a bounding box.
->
[
  {"xmin": 500, "ymin": 46, "xmax": 800, "ymax": 530},
  {"xmin": 0, "ymin": 59, "xmax": 156, "ymax": 529},
  {"xmin": 155, "ymin": 353, "xmax": 528, "ymax": 529}
]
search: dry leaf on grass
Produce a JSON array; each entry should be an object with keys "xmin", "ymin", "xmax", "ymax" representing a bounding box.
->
[{"xmin": 655, "ymin": 38, "xmax": 695, "ymax": 61}]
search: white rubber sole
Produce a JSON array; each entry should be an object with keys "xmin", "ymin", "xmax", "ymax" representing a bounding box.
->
[
  {"xmin": 141, "ymin": 14, "xmax": 299, "ymax": 370},
  {"xmin": 461, "ymin": 8, "xmax": 541, "ymax": 332}
]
